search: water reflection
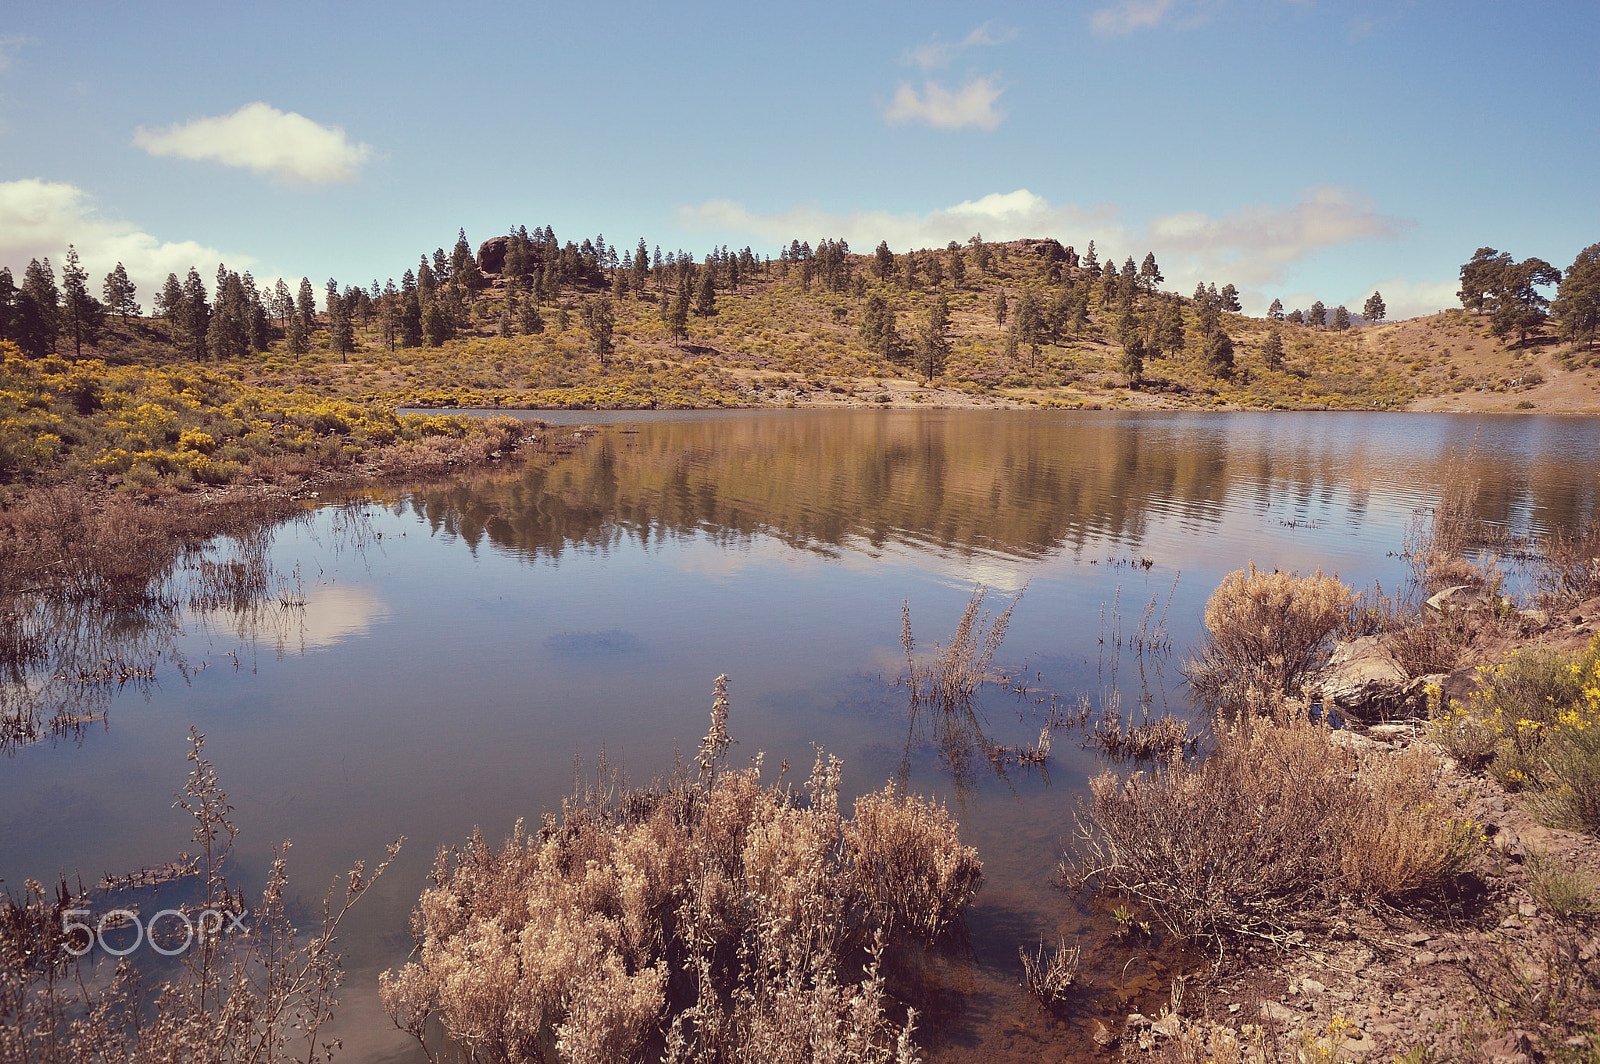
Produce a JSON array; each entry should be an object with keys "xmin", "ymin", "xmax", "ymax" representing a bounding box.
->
[{"xmin": 389, "ymin": 411, "xmax": 1600, "ymax": 569}]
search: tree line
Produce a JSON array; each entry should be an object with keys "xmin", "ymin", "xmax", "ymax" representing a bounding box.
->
[{"xmin": 1458, "ymin": 244, "xmax": 1600, "ymax": 348}]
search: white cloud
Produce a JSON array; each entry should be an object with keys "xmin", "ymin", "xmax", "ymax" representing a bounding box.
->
[
  {"xmin": 678, "ymin": 189, "xmax": 1124, "ymax": 253},
  {"xmin": 133, "ymin": 102, "xmax": 374, "ymax": 184},
  {"xmin": 1148, "ymin": 186, "xmax": 1405, "ymax": 290},
  {"xmin": 883, "ymin": 77, "xmax": 1005, "ymax": 131},
  {"xmin": 1357, "ymin": 277, "xmax": 1461, "ymax": 322},
  {"xmin": 0, "ymin": 178, "xmax": 248, "ymax": 303},
  {"xmin": 681, "ymin": 185, "xmax": 1407, "ymax": 314},
  {"xmin": 905, "ymin": 21, "xmax": 1018, "ymax": 69},
  {"xmin": 1090, "ymin": 0, "xmax": 1179, "ymax": 35}
]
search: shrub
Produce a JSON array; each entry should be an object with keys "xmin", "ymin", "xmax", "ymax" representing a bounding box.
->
[
  {"xmin": 380, "ymin": 677, "xmax": 979, "ymax": 1064},
  {"xmin": 1187, "ymin": 563, "xmax": 1355, "ymax": 708},
  {"xmin": 1066, "ymin": 693, "xmax": 1478, "ymax": 946}
]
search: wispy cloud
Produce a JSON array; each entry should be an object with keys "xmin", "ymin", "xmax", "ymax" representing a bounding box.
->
[
  {"xmin": 0, "ymin": 35, "xmax": 27, "ymax": 73},
  {"xmin": 678, "ymin": 189, "xmax": 1123, "ymax": 252},
  {"xmin": 1148, "ymin": 186, "xmax": 1406, "ymax": 288},
  {"xmin": 134, "ymin": 102, "xmax": 375, "ymax": 184},
  {"xmin": 0, "ymin": 178, "xmax": 247, "ymax": 302},
  {"xmin": 680, "ymin": 184, "xmax": 1406, "ymax": 314},
  {"xmin": 905, "ymin": 21, "xmax": 1017, "ymax": 70},
  {"xmin": 883, "ymin": 77, "xmax": 1005, "ymax": 131},
  {"xmin": 1356, "ymin": 277, "xmax": 1460, "ymax": 322},
  {"xmin": 1090, "ymin": 0, "xmax": 1180, "ymax": 35}
]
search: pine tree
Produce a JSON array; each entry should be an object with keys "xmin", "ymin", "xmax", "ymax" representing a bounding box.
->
[
  {"xmin": 1458, "ymin": 247, "xmax": 1512, "ymax": 313},
  {"xmin": 1308, "ymin": 301, "xmax": 1327, "ymax": 329},
  {"xmin": 1082, "ymin": 241, "xmax": 1099, "ymax": 279},
  {"xmin": 581, "ymin": 296, "xmax": 615, "ymax": 364},
  {"xmin": 1205, "ymin": 331, "xmax": 1235, "ymax": 378},
  {"xmin": 297, "ymin": 277, "xmax": 317, "ymax": 333},
  {"xmin": 947, "ymin": 248, "xmax": 966, "ymax": 288},
  {"xmin": 179, "ymin": 267, "xmax": 210, "ymax": 359},
  {"xmin": 695, "ymin": 270, "xmax": 716, "ymax": 316},
  {"xmin": 400, "ymin": 290, "xmax": 423, "ymax": 348},
  {"xmin": 1013, "ymin": 290, "xmax": 1044, "ymax": 369},
  {"xmin": 915, "ymin": 295, "xmax": 951, "ymax": 382},
  {"xmin": 669, "ymin": 285, "xmax": 690, "ymax": 347},
  {"xmin": 102, "ymin": 263, "xmax": 139, "ymax": 323},
  {"xmin": 18, "ymin": 258, "xmax": 60, "ymax": 357},
  {"xmin": 422, "ymin": 302, "xmax": 449, "ymax": 347},
  {"xmin": 1267, "ymin": 298, "xmax": 1285, "ymax": 321},
  {"xmin": 519, "ymin": 296, "xmax": 545, "ymax": 335},
  {"xmin": 859, "ymin": 293, "xmax": 895, "ymax": 360},
  {"xmin": 60, "ymin": 245, "xmax": 102, "ymax": 356},
  {"xmin": 994, "ymin": 291, "xmax": 1008, "ymax": 327},
  {"xmin": 1554, "ymin": 244, "xmax": 1600, "ymax": 349},
  {"xmin": 1488, "ymin": 257, "xmax": 1562, "ymax": 346},
  {"xmin": 1362, "ymin": 291, "xmax": 1386, "ymax": 326},
  {"xmin": 1332, "ymin": 305, "xmax": 1350, "ymax": 333},
  {"xmin": 1219, "ymin": 283, "xmax": 1241, "ymax": 313},
  {"xmin": 1153, "ymin": 298, "xmax": 1185, "ymax": 358},
  {"xmin": 0, "ymin": 267, "xmax": 15, "ymax": 345},
  {"xmin": 1138, "ymin": 252, "xmax": 1163, "ymax": 294},
  {"xmin": 1261, "ymin": 325, "xmax": 1285, "ymax": 369}
]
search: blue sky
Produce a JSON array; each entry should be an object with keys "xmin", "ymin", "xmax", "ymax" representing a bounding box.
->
[{"xmin": 2, "ymin": 1, "xmax": 1596, "ymax": 319}]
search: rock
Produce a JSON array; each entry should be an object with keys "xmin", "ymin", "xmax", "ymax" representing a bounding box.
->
[
  {"xmin": 1368, "ymin": 723, "xmax": 1414, "ymax": 741},
  {"xmin": 1518, "ymin": 608, "xmax": 1551, "ymax": 630},
  {"xmin": 1518, "ymin": 902, "xmax": 1538, "ymax": 917},
  {"xmin": 476, "ymin": 235, "xmax": 511, "ymax": 275},
  {"xmin": 1310, "ymin": 636, "xmax": 1411, "ymax": 721},
  {"xmin": 1301, "ymin": 976, "xmax": 1326, "ymax": 994},
  {"xmin": 1412, "ymin": 950, "xmax": 1438, "ymax": 966},
  {"xmin": 1480, "ymin": 1029, "xmax": 1535, "ymax": 1064},
  {"xmin": 1125, "ymin": 1013, "xmax": 1150, "ymax": 1028},
  {"xmin": 1426, "ymin": 584, "xmax": 1509, "ymax": 615},
  {"xmin": 1261, "ymin": 1000, "xmax": 1298, "ymax": 1023},
  {"xmin": 1151, "ymin": 1013, "xmax": 1182, "ymax": 1039},
  {"xmin": 1332, "ymin": 730, "xmax": 1388, "ymax": 752},
  {"xmin": 1089, "ymin": 1017, "xmax": 1116, "ymax": 1047}
]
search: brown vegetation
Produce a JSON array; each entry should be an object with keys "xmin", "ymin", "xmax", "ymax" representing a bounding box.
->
[
  {"xmin": 378, "ymin": 677, "xmax": 982, "ymax": 1064},
  {"xmin": 0, "ymin": 730, "xmax": 400, "ymax": 1064}
]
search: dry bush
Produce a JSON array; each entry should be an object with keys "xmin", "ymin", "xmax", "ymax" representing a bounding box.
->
[
  {"xmin": 1403, "ymin": 456, "xmax": 1504, "ymax": 597},
  {"xmin": 381, "ymin": 676, "xmax": 980, "ymax": 1064},
  {"xmin": 1187, "ymin": 563, "xmax": 1356, "ymax": 709},
  {"xmin": 1536, "ymin": 520, "xmax": 1600, "ymax": 607},
  {"xmin": 0, "ymin": 729, "xmax": 398, "ymax": 1064},
  {"xmin": 1018, "ymin": 938, "xmax": 1080, "ymax": 1009},
  {"xmin": 1066, "ymin": 694, "xmax": 1478, "ymax": 946}
]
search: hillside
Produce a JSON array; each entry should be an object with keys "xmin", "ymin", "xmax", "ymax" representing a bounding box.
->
[
  {"xmin": 5, "ymin": 235, "xmax": 1599, "ymax": 494},
  {"xmin": 85, "ymin": 237, "xmax": 1600, "ymax": 413}
]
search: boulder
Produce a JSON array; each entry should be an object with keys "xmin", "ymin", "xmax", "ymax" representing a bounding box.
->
[
  {"xmin": 477, "ymin": 236, "xmax": 511, "ymax": 276},
  {"xmin": 1425, "ymin": 584, "xmax": 1511, "ymax": 615},
  {"xmin": 1309, "ymin": 636, "xmax": 1411, "ymax": 721}
]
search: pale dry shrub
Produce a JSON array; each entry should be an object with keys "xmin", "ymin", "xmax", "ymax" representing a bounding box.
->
[
  {"xmin": 1067, "ymin": 694, "xmax": 1478, "ymax": 946},
  {"xmin": 846, "ymin": 784, "xmax": 983, "ymax": 939},
  {"xmin": 382, "ymin": 677, "xmax": 978, "ymax": 1064},
  {"xmin": 1187, "ymin": 563, "xmax": 1356, "ymax": 709}
]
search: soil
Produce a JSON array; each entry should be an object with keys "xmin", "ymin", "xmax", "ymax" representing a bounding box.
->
[{"xmin": 1115, "ymin": 597, "xmax": 1600, "ymax": 1063}]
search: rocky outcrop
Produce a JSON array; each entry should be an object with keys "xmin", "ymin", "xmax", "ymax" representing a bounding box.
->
[
  {"xmin": 477, "ymin": 236, "xmax": 511, "ymax": 276},
  {"xmin": 1308, "ymin": 636, "xmax": 1412, "ymax": 721}
]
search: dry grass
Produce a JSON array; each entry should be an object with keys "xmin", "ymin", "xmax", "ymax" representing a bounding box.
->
[
  {"xmin": 1537, "ymin": 519, "xmax": 1600, "ymax": 608},
  {"xmin": 0, "ymin": 729, "xmax": 399, "ymax": 1064},
  {"xmin": 1187, "ymin": 563, "xmax": 1356, "ymax": 709},
  {"xmin": 899, "ymin": 584, "xmax": 1023, "ymax": 715},
  {"xmin": 1065, "ymin": 693, "xmax": 1480, "ymax": 946},
  {"xmin": 379, "ymin": 676, "xmax": 981, "ymax": 1064},
  {"xmin": 1018, "ymin": 937, "xmax": 1080, "ymax": 1009}
]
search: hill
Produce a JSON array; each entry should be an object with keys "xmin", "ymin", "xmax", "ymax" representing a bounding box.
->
[{"xmin": 4, "ymin": 234, "xmax": 1599, "ymax": 494}]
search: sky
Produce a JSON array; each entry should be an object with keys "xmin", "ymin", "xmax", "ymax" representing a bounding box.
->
[{"xmin": 2, "ymin": 0, "xmax": 1597, "ymax": 320}]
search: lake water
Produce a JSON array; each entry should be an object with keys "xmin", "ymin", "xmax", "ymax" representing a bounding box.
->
[{"xmin": 3, "ymin": 410, "xmax": 1598, "ymax": 1059}]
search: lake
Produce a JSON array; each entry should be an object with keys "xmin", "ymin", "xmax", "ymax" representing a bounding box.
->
[{"xmin": 3, "ymin": 409, "xmax": 1597, "ymax": 1059}]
